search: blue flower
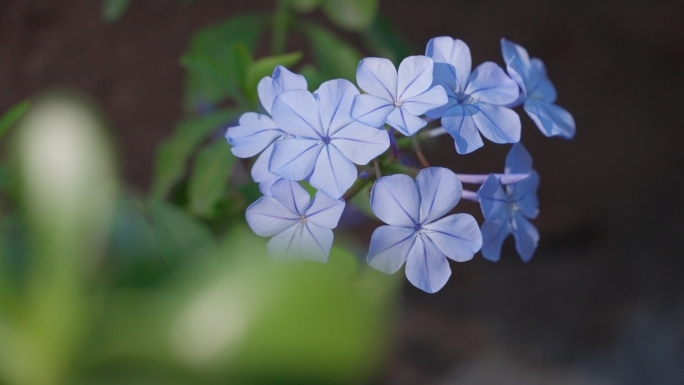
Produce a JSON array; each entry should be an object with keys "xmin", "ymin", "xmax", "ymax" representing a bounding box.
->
[
  {"xmin": 477, "ymin": 143, "xmax": 540, "ymax": 262},
  {"xmin": 226, "ymin": 65, "xmax": 306, "ymax": 195},
  {"xmin": 501, "ymin": 38, "xmax": 576, "ymax": 139},
  {"xmin": 246, "ymin": 179, "xmax": 345, "ymax": 262},
  {"xmin": 425, "ymin": 37, "xmax": 521, "ymax": 154},
  {"xmin": 269, "ymin": 79, "xmax": 390, "ymax": 199},
  {"xmin": 351, "ymin": 56, "xmax": 448, "ymax": 136},
  {"xmin": 366, "ymin": 167, "xmax": 482, "ymax": 293}
]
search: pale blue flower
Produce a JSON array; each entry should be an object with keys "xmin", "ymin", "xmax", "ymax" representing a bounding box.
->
[
  {"xmin": 477, "ymin": 143, "xmax": 539, "ymax": 262},
  {"xmin": 367, "ymin": 167, "xmax": 482, "ymax": 293},
  {"xmin": 246, "ymin": 179, "xmax": 345, "ymax": 262},
  {"xmin": 226, "ymin": 65, "xmax": 306, "ymax": 194},
  {"xmin": 269, "ymin": 79, "xmax": 390, "ymax": 199},
  {"xmin": 425, "ymin": 37, "xmax": 521, "ymax": 154},
  {"xmin": 351, "ymin": 56, "xmax": 448, "ymax": 136},
  {"xmin": 501, "ymin": 38, "xmax": 576, "ymax": 139}
]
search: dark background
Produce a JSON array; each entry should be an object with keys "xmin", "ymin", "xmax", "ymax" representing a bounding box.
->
[{"xmin": 1, "ymin": 1, "xmax": 683, "ymax": 383}]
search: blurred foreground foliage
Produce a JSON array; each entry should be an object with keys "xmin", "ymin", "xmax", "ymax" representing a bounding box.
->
[{"xmin": 0, "ymin": 2, "xmax": 414, "ymax": 383}]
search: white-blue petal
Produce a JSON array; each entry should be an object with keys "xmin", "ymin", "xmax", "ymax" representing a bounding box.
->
[
  {"xmin": 404, "ymin": 236, "xmax": 451, "ymax": 293},
  {"xmin": 423, "ymin": 213, "xmax": 482, "ymax": 262},
  {"xmin": 397, "ymin": 56, "xmax": 434, "ymax": 100},
  {"xmin": 370, "ymin": 174, "xmax": 420, "ymax": 227},
  {"xmin": 331, "ymin": 121, "xmax": 389, "ymax": 165},
  {"xmin": 500, "ymin": 38, "xmax": 531, "ymax": 95},
  {"xmin": 505, "ymin": 142, "xmax": 533, "ymax": 174},
  {"xmin": 315, "ymin": 79, "xmax": 358, "ymax": 137},
  {"xmin": 270, "ymin": 178, "xmax": 311, "ymax": 216},
  {"xmin": 251, "ymin": 142, "xmax": 281, "ymax": 196},
  {"xmin": 415, "ymin": 167, "xmax": 462, "ymax": 224},
  {"xmin": 507, "ymin": 170, "xmax": 540, "ymax": 219},
  {"xmin": 527, "ymin": 58, "xmax": 557, "ymax": 103},
  {"xmin": 402, "ymin": 85, "xmax": 448, "ymax": 116},
  {"xmin": 356, "ymin": 57, "xmax": 397, "ymax": 102},
  {"xmin": 480, "ymin": 215, "xmax": 511, "ymax": 262},
  {"xmin": 424, "ymin": 86, "xmax": 459, "ymax": 119},
  {"xmin": 258, "ymin": 65, "xmax": 308, "ymax": 115},
  {"xmin": 523, "ymin": 99, "xmax": 576, "ymax": 139},
  {"xmin": 469, "ymin": 103, "xmax": 521, "ymax": 144},
  {"xmin": 464, "ymin": 62, "xmax": 519, "ymax": 105},
  {"xmin": 386, "ymin": 107, "xmax": 426, "ymax": 136},
  {"xmin": 272, "ymin": 90, "xmax": 324, "ymax": 138},
  {"xmin": 226, "ymin": 113, "xmax": 283, "ymax": 158},
  {"xmin": 300, "ymin": 223, "xmax": 333, "ymax": 263},
  {"xmin": 270, "ymin": 138, "xmax": 322, "ymax": 181},
  {"xmin": 441, "ymin": 105, "xmax": 484, "ymax": 154},
  {"xmin": 305, "ymin": 191, "xmax": 346, "ymax": 229},
  {"xmin": 267, "ymin": 224, "xmax": 303, "ymax": 261},
  {"xmin": 309, "ymin": 145, "xmax": 358, "ymax": 199},
  {"xmin": 477, "ymin": 174, "xmax": 507, "ymax": 221},
  {"xmin": 426, "ymin": 37, "xmax": 472, "ymax": 94},
  {"xmin": 246, "ymin": 197, "xmax": 301, "ymax": 237},
  {"xmin": 367, "ymin": 225, "xmax": 415, "ymax": 274},
  {"xmin": 350, "ymin": 94, "xmax": 394, "ymax": 128},
  {"xmin": 511, "ymin": 212, "xmax": 539, "ymax": 262}
]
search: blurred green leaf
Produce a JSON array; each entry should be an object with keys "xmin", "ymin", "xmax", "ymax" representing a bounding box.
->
[
  {"xmin": 363, "ymin": 16, "xmax": 416, "ymax": 64},
  {"xmin": 102, "ymin": 0, "xmax": 132, "ymax": 23},
  {"xmin": 151, "ymin": 201, "xmax": 217, "ymax": 264},
  {"xmin": 350, "ymin": 185, "xmax": 375, "ymax": 219},
  {"xmin": 244, "ymin": 52, "xmax": 303, "ymax": 106},
  {"xmin": 321, "ymin": 0, "xmax": 379, "ymax": 31},
  {"xmin": 0, "ymin": 100, "xmax": 30, "ymax": 141},
  {"xmin": 298, "ymin": 64, "xmax": 328, "ymax": 91},
  {"xmin": 304, "ymin": 23, "xmax": 363, "ymax": 82},
  {"xmin": 188, "ymin": 140, "xmax": 236, "ymax": 218},
  {"xmin": 286, "ymin": 0, "xmax": 321, "ymax": 12},
  {"xmin": 149, "ymin": 109, "xmax": 238, "ymax": 202},
  {"xmin": 180, "ymin": 54, "xmax": 234, "ymax": 96}
]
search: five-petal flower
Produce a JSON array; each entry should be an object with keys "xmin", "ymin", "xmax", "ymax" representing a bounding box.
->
[
  {"xmin": 500, "ymin": 38, "xmax": 576, "ymax": 139},
  {"xmin": 366, "ymin": 167, "xmax": 482, "ymax": 293},
  {"xmin": 425, "ymin": 37, "xmax": 521, "ymax": 154},
  {"xmin": 246, "ymin": 179, "xmax": 345, "ymax": 262},
  {"xmin": 351, "ymin": 56, "xmax": 448, "ymax": 136},
  {"xmin": 477, "ymin": 143, "xmax": 540, "ymax": 262},
  {"xmin": 269, "ymin": 79, "xmax": 390, "ymax": 199}
]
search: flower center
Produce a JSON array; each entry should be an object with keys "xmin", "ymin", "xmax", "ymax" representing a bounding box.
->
[
  {"xmin": 393, "ymin": 98, "xmax": 403, "ymax": 108},
  {"xmin": 318, "ymin": 137, "xmax": 331, "ymax": 145},
  {"xmin": 414, "ymin": 223, "xmax": 423, "ymax": 232}
]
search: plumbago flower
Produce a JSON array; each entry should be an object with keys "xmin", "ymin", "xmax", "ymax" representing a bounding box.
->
[
  {"xmin": 501, "ymin": 38, "xmax": 576, "ymax": 139},
  {"xmin": 268, "ymin": 79, "xmax": 390, "ymax": 199},
  {"xmin": 477, "ymin": 143, "xmax": 539, "ymax": 262},
  {"xmin": 226, "ymin": 65, "xmax": 307, "ymax": 195},
  {"xmin": 366, "ymin": 167, "xmax": 482, "ymax": 293},
  {"xmin": 246, "ymin": 179, "xmax": 345, "ymax": 262},
  {"xmin": 425, "ymin": 37, "xmax": 521, "ymax": 154},
  {"xmin": 351, "ymin": 56, "xmax": 448, "ymax": 136}
]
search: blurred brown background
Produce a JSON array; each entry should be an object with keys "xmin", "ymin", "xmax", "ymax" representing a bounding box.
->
[{"xmin": 1, "ymin": 0, "xmax": 683, "ymax": 384}]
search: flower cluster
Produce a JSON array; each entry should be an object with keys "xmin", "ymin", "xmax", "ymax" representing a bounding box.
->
[{"xmin": 226, "ymin": 37, "xmax": 575, "ymax": 293}]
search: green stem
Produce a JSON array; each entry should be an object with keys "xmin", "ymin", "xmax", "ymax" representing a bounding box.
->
[
  {"xmin": 342, "ymin": 177, "xmax": 372, "ymax": 201},
  {"xmin": 270, "ymin": 0, "xmax": 289, "ymax": 55}
]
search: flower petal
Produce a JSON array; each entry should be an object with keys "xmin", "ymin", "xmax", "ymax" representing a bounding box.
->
[
  {"xmin": 523, "ymin": 99, "xmax": 576, "ymax": 139},
  {"xmin": 469, "ymin": 103, "xmax": 521, "ymax": 144},
  {"xmin": 500, "ymin": 38, "xmax": 531, "ymax": 95},
  {"xmin": 441, "ymin": 105, "xmax": 484, "ymax": 154},
  {"xmin": 367, "ymin": 225, "xmax": 415, "ymax": 274},
  {"xmin": 511, "ymin": 212, "xmax": 539, "ymax": 262},
  {"xmin": 251, "ymin": 142, "xmax": 280, "ymax": 196},
  {"xmin": 397, "ymin": 55, "xmax": 434, "ymax": 100},
  {"xmin": 267, "ymin": 224, "xmax": 302, "ymax": 261},
  {"xmin": 416, "ymin": 167, "xmax": 462, "ymax": 224},
  {"xmin": 246, "ymin": 197, "xmax": 301, "ymax": 237},
  {"xmin": 258, "ymin": 65, "xmax": 308, "ymax": 115},
  {"xmin": 477, "ymin": 174, "xmax": 507, "ymax": 221},
  {"xmin": 507, "ymin": 170, "xmax": 540, "ymax": 219},
  {"xmin": 480, "ymin": 215, "xmax": 511, "ymax": 262},
  {"xmin": 331, "ymin": 121, "xmax": 389, "ymax": 165},
  {"xmin": 309, "ymin": 145, "xmax": 358, "ymax": 199},
  {"xmin": 350, "ymin": 94, "xmax": 394, "ymax": 128},
  {"xmin": 300, "ymin": 223, "xmax": 334, "ymax": 263},
  {"xmin": 505, "ymin": 142, "xmax": 533, "ymax": 174},
  {"xmin": 305, "ymin": 191, "xmax": 346, "ymax": 229},
  {"xmin": 270, "ymin": 138, "xmax": 322, "ymax": 181},
  {"xmin": 405, "ymin": 236, "xmax": 451, "ymax": 293},
  {"xmin": 315, "ymin": 79, "xmax": 358, "ymax": 137},
  {"xmin": 423, "ymin": 213, "xmax": 482, "ymax": 262},
  {"xmin": 370, "ymin": 174, "xmax": 420, "ymax": 227},
  {"xmin": 426, "ymin": 37, "xmax": 472, "ymax": 94},
  {"xmin": 464, "ymin": 62, "xmax": 519, "ymax": 105},
  {"xmin": 402, "ymin": 85, "xmax": 448, "ymax": 116},
  {"xmin": 424, "ymin": 86, "xmax": 459, "ymax": 119},
  {"xmin": 271, "ymin": 90, "xmax": 324, "ymax": 138},
  {"xmin": 270, "ymin": 178, "xmax": 311, "ymax": 216},
  {"xmin": 226, "ymin": 113, "xmax": 283, "ymax": 158},
  {"xmin": 386, "ymin": 107, "xmax": 427, "ymax": 136},
  {"xmin": 527, "ymin": 58, "xmax": 557, "ymax": 103},
  {"xmin": 356, "ymin": 57, "xmax": 397, "ymax": 102}
]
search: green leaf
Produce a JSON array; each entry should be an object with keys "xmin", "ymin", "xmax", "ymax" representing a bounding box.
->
[
  {"xmin": 188, "ymin": 140, "xmax": 236, "ymax": 217},
  {"xmin": 180, "ymin": 54, "xmax": 234, "ymax": 97},
  {"xmin": 363, "ymin": 16, "xmax": 416, "ymax": 65},
  {"xmin": 149, "ymin": 109, "xmax": 239, "ymax": 202},
  {"xmin": 298, "ymin": 64, "xmax": 328, "ymax": 91},
  {"xmin": 244, "ymin": 51, "xmax": 303, "ymax": 106},
  {"xmin": 304, "ymin": 23, "xmax": 363, "ymax": 82},
  {"xmin": 0, "ymin": 100, "xmax": 30, "ymax": 141},
  {"xmin": 102, "ymin": 0, "xmax": 132, "ymax": 23},
  {"xmin": 286, "ymin": 0, "xmax": 321, "ymax": 12},
  {"xmin": 151, "ymin": 201, "xmax": 217, "ymax": 264},
  {"xmin": 321, "ymin": 0, "xmax": 379, "ymax": 31}
]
